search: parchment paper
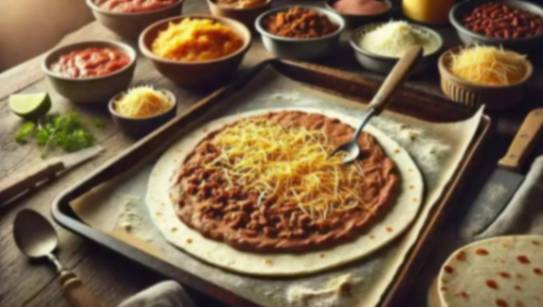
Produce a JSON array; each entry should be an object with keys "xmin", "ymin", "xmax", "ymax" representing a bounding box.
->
[{"xmin": 71, "ymin": 66, "xmax": 483, "ymax": 307}]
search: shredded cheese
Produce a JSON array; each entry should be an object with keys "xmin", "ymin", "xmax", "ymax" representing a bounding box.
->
[
  {"xmin": 116, "ymin": 86, "xmax": 173, "ymax": 118},
  {"xmin": 203, "ymin": 120, "xmax": 371, "ymax": 218},
  {"xmin": 450, "ymin": 46, "xmax": 527, "ymax": 86},
  {"xmin": 359, "ymin": 21, "xmax": 439, "ymax": 57},
  {"xmin": 151, "ymin": 18, "xmax": 243, "ymax": 61}
]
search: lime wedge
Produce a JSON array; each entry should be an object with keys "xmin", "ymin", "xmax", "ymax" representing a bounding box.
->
[{"xmin": 9, "ymin": 93, "xmax": 52, "ymax": 119}]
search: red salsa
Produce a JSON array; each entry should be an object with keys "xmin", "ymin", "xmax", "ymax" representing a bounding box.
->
[
  {"xmin": 96, "ymin": 0, "xmax": 177, "ymax": 13},
  {"xmin": 52, "ymin": 47, "xmax": 130, "ymax": 79}
]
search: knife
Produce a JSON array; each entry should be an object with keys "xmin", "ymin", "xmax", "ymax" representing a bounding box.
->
[
  {"xmin": 461, "ymin": 108, "xmax": 543, "ymax": 238},
  {"xmin": 0, "ymin": 145, "xmax": 104, "ymax": 206}
]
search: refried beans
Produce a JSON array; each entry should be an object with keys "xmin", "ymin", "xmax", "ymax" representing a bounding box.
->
[{"xmin": 171, "ymin": 111, "xmax": 400, "ymax": 253}]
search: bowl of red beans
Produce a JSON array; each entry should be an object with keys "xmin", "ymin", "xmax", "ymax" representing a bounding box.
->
[
  {"xmin": 450, "ymin": 0, "xmax": 543, "ymax": 53},
  {"xmin": 86, "ymin": 0, "xmax": 184, "ymax": 39},
  {"xmin": 42, "ymin": 40, "xmax": 137, "ymax": 104}
]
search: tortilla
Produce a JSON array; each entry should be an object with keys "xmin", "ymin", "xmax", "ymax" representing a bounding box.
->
[
  {"xmin": 146, "ymin": 108, "xmax": 424, "ymax": 276},
  {"xmin": 438, "ymin": 235, "xmax": 543, "ymax": 307}
]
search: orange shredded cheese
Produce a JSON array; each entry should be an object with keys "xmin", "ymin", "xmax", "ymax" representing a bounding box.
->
[{"xmin": 151, "ymin": 18, "xmax": 243, "ymax": 61}]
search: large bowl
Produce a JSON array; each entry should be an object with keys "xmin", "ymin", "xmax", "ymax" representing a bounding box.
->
[
  {"xmin": 255, "ymin": 5, "xmax": 346, "ymax": 60},
  {"xmin": 86, "ymin": 0, "xmax": 184, "ymax": 40},
  {"xmin": 449, "ymin": 0, "xmax": 543, "ymax": 54},
  {"xmin": 438, "ymin": 46, "xmax": 533, "ymax": 110},
  {"xmin": 139, "ymin": 15, "xmax": 251, "ymax": 87},
  {"xmin": 324, "ymin": 0, "xmax": 392, "ymax": 28},
  {"xmin": 350, "ymin": 22, "xmax": 443, "ymax": 74},
  {"xmin": 42, "ymin": 40, "xmax": 137, "ymax": 104},
  {"xmin": 109, "ymin": 88, "xmax": 177, "ymax": 138},
  {"xmin": 207, "ymin": 0, "xmax": 271, "ymax": 28}
]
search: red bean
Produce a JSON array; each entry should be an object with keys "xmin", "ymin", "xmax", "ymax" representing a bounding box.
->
[{"xmin": 462, "ymin": 1, "xmax": 543, "ymax": 38}]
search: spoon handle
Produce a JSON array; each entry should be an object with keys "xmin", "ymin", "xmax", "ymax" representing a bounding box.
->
[
  {"xmin": 368, "ymin": 45, "xmax": 423, "ymax": 114},
  {"xmin": 60, "ymin": 270, "xmax": 104, "ymax": 307}
]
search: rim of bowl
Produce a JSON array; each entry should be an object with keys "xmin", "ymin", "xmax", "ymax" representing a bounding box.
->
[
  {"xmin": 449, "ymin": 0, "xmax": 543, "ymax": 43},
  {"xmin": 349, "ymin": 21, "xmax": 444, "ymax": 60},
  {"xmin": 207, "ymin": 0, "xmax": 271, "ymax": 12},
  {"xmin": 42, "ymin": 40, "xmax": 137, "ymax": 82},
  {"xmin": 438, "ymin": 46, "xmax": 534, "ymax": 89},
  {"xmin": 324, "ymin": 0, "xmax": 392, "ymax": 18},
  {"xmin": 109, "ymin": 88, "xmax": 177, "ymax": 120},
  {"xmin": 255, "ymin": 5, "xmax": 346, "ymax": 42},
  {"xmin": 86, "ymin": 0, "xmax": 184, "ymax": 16},
  {"xmin": 139, "ymin": 15, "xmax": 252, "ymax": 65}
]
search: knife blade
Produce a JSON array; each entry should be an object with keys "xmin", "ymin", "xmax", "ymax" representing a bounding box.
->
[
  {"xmin": 0, "ymin": 145, "xmax": 104, "ymax": 206},
  {"xmin": 461, "ymin": 108, "xmax": 543, "ymax": 238}
]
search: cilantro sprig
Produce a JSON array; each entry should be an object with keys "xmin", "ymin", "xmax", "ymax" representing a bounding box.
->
[{"xmin": 15, "ymin": 112, "xmax": 95, "ymax": 157}]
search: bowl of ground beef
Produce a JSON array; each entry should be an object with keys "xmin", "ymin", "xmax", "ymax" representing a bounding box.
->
[{"xmin": 255, "ymin": 5, "xmax": 346, "ymax": 60}]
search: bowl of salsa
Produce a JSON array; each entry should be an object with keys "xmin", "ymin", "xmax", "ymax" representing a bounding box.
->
[
  {"xmin": 43, "ymin": 40, "xmax": 137, "ymax": 104},
  {"xmin": 87, "ymin": 0, "xmax": 184, "ymax": 39}
]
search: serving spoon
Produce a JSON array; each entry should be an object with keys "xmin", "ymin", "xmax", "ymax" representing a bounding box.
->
[
  {"xmin": 13, "ymin": 209, "xmax": 104, "ymax": 307},
  {"xmin": 333, "ymin": 45, "xmax": 423, "ymax": 164}
]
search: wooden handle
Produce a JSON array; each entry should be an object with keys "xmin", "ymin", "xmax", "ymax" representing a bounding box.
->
[
  {"xmin": 0, "ymin": 161, "xmax": 64, "ymax": 205},
  {"xmin": 59, "ymin": 271, "xmax": 104, "ymax": 307},
  {"xmin": 498, "ymin": 108, "xmax": 543, "ymax": 171},
  {"xmin": 369, "ymin": 45, "xmax": 423, "ymax": 114}
]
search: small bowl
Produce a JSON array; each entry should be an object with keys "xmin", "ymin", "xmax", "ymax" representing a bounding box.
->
[
  {"xmin": 349, "ymin": 22, "xmax": 443, "ymax": 74},
  {"xmin": 324, "ymin": 0, "xmax": 392, "ymax": 28},
  {"xmin": 449, "ymin": 0, "xmax": 543, "ymax": 54},
  {"xmin": 109, "ymin": 88, "xmax": 177, "ymax": 137},
  {"xmin": 438, "ymin": 46, "xmax": 533, "ymax": 110},
  {"xmin": 255, "ymin": 5, "xmax": 346, "ymax": 60},
  {"xmin": 86, "ymin": 0, "xmax": 184, "ymax": 40},
  {"xmin": 42, "ymin": 40, "xmax": 137, "ymax": 104},
  {"xmin": 139, "ymin": 15, "xmax": 251, "ymax": 87},
  {"xmin": 207, "ymin": 0, "xmax": 271, "ymax": 29}
]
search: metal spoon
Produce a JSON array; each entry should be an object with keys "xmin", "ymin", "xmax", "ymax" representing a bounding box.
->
[
  {"xmin": 13, "ymin": 209, "xmax": 104, "ymax": 307},
  {"xmin": 333, "ymin": 45, "xmax": 423, "ymax": 164}
]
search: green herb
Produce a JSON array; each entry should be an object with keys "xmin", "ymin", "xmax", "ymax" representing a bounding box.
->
[
  {"xmin": 15, "ymin": 122, "xmax": 36, "ymax": 143},
  {"xmin": 14, "ymin": 112, "xmax": 95, "ymax": 157}
]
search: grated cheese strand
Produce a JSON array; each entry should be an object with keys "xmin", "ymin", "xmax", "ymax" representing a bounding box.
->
[
  {"xmin": 203, "ymin": 120, "xmax": 371, "ymax": 219},
  {"xmin": 450, "ymin": 46, "xmax": 527, "ymax": 86}
]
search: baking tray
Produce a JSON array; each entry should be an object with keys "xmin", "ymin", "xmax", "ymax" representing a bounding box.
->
[{"xmin": 52, "ymin": 59, "xmax": 491, "ymax": 306}]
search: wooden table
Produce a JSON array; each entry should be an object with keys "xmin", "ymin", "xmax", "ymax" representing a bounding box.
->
[{"xmin": 1, "ymin": 1, "xmax": 542, "ymax": 306}]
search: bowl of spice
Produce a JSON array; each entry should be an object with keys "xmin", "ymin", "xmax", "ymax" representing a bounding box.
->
[
  {"xmin": 42, "ymin": 40, "xmax": 137, "ymax": 104},
  {"xmin": 324, "ymin": 0, "xmax": 392, "ymax": 28},
  {"xmin": 109, "ymin": 86, "xmax": 177, "ymax": 137},
  {"xmin": 87, "ymin": 0, "xmax": 184, "ymax": 40},
  {"xmin": 350, "ymin": 20, "xmax": 442, "ymax": 74},
  {"xmin": 450, "ymin": 0, "xmax": 543, "ymax": 54},
  {"xmin": 438, "ymin": 45, "xmax": 533, "ymax": 110},
  {"xmin": 139, "ymin": 15, "xmax": 251, "ymax": 87},
  {"xmin": 255, "ymin": 5, "xmax": 345, "ymax": 60},
  {"xmin": 207, "ymin": 0, "xmax": 271, "ymax": 28}
]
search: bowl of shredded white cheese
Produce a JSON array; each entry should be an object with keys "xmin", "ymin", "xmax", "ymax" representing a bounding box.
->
[{"xmin": 350, "ymin": 20, "xmax": 443, "ymax": 74}]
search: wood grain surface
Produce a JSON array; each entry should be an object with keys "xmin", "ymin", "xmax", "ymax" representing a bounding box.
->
[{"xmin": 1, "ymin": 1, "xmax": 542, "ymax": 307}]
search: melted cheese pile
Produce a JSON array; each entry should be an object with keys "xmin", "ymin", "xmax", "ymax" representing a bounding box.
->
[
  {"xmin": 204, "ymin": 120, "xmax": 370, "ymax": 218},
  {"xmin": 450, "ymin": 46, "xmax": 527, "ymax": 86},
  {"xmin": 151, "ymin": 18, "xmax": 243, "ymax": 61},
  {"xmin": 116, "ymin": 86, "xmax": 172, "ymax": 118}
]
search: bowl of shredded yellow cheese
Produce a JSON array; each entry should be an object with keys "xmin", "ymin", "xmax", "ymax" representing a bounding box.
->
[
  {"xmin": 109, "ymin": 86, "xmax": 177, "ymax": 137},
  {"xmin": 439, "ymin": 45, "xmax": 533, "ymax": 110},
  {"xmin": 139, "ymin": 15, "xmax": 251, "ymax": 87}
]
